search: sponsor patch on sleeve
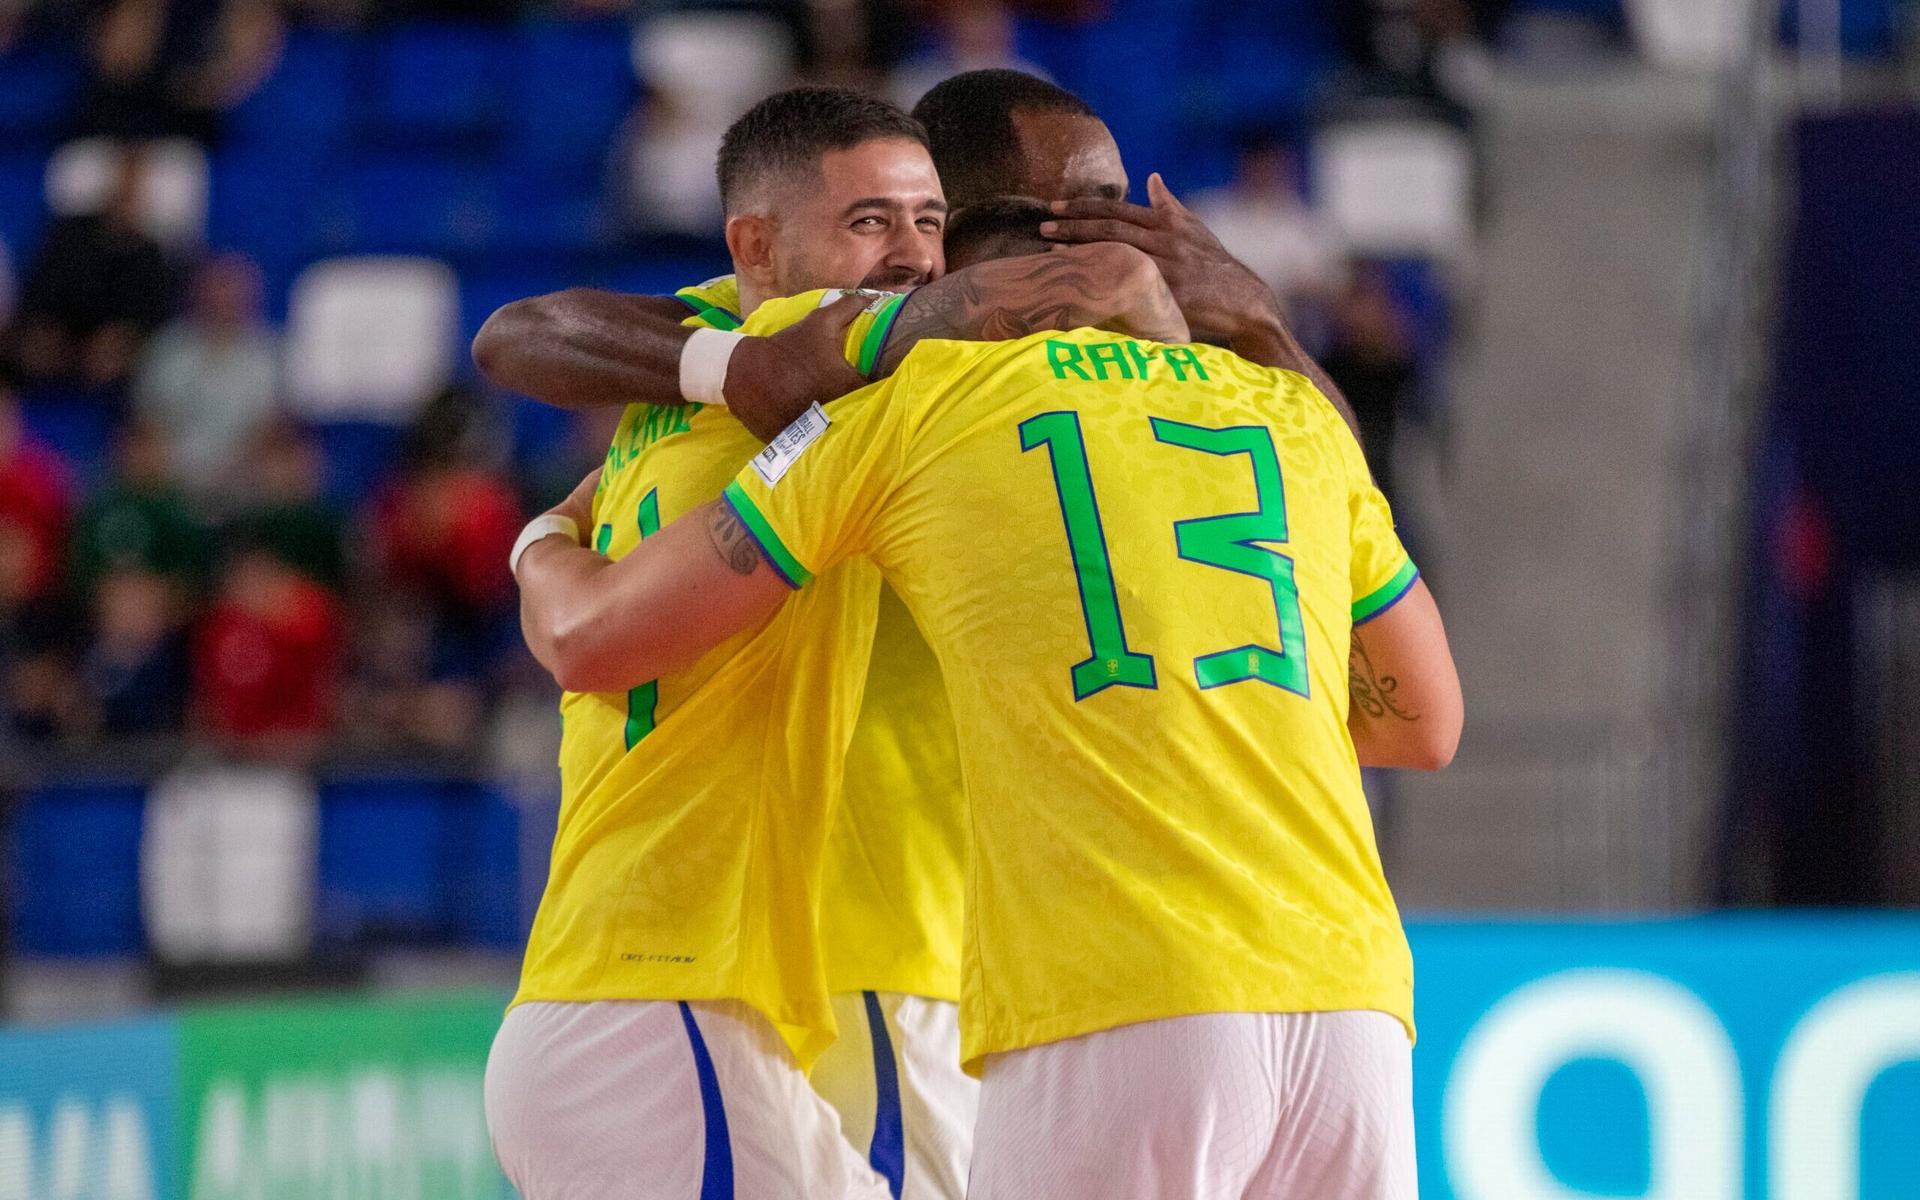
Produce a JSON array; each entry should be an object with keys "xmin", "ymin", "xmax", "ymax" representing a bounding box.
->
[{"xmin": 750, "ymin": 403, "xmax": 831, "ymax": 487}]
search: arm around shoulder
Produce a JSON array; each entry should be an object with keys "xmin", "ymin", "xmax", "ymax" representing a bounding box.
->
[{"xmin": 472, "ymin": 289, "xmax": 698, "ymax": 411}]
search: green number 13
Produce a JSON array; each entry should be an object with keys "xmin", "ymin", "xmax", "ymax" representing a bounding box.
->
[{"xmin": 1019, "ymin": 412, "xmax": 1309, "ymax": 700}]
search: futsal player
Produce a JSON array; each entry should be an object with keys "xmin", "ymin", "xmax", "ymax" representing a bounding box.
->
[
  {"xmin": 513, "ymin": 203, "xmax": 1462, "ymax": 1199},
  {"xmin": 486, "ymin": 88, "xmax": 1183, "ymax": 1199}
]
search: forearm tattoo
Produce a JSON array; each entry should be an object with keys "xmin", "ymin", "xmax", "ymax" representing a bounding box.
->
[
  {"xmin": 877, "ymin": 251, "xmax": 1180, "ymax": 375},
  {"xmin": 706, "ymin": 503, "xmax": 763, "ymax": 576},
  {"xmin": 1350, "ymin": 633, "xmax": 1420, "ymax": 723}
]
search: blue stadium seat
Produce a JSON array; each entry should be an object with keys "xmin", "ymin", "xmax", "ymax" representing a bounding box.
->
[
  {"xmin": 20, "ymin": 391, "xmax": 115, "ymax": 486},
  {"xmin": 334, "ymin": 153, "xmax": 499, "ymax": 255},
  {"xmin": 207, "ymin": 148, "xmax": 329, "ymax": 281},
  {"xmin": 597, "ymin": 251, "xmax": 732, "ymax": 300},
  {"xmin": 226, "ymin": 30, "xmax": 356, "ymax": 152},
  {"xmin": 0, "ymin": 41, "xmax": 81, "ymax": 145},
  {"xmin": 0, "ymin": 149, "xmax": 49, "ymax": 260},
  {"xmin": 313, "ymin": 420, "xmax": 403, "ymax": 505},
  {"xmin": 510, "ymin": 20, "xmax": 637, "ymax": 186},
  {"xmin": 10, "ymin": 781, "xmax": 148, "ymax": 957},
  {"xmin": 364, "ymin": 24, "xmax": 519, "ymax": 146},
  {"xmin": 316, "ymin": 776, "xmax": 469, "ymax": 944},
  {"xmin": 449, "ymin": 786, "xmax": 526, "ymax": 947},
  {"xmin": 489, "ymin": 177, "xmax": 608, "ymax": 256},
  {"xmin": 1779, "ymin": 0, "xmax": 1900, "ymax": 57}
]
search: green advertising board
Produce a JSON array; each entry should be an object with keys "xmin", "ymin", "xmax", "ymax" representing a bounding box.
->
[{"xmin": 176, "ymin": 994, "xmax": 511, "ymax": 1200}]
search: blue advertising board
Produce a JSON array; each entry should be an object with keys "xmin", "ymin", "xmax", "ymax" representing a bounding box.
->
[
  {"xmin": 1411, "ymin": 917, "xmax": 1920, "ymax": 1199},
  {"xmin": 1, "ymin": 919, "xmax": 1916, "ymax": 1198},
  {"xmin": 0, "ymin": 1015, "xmax": 178, "ymax": 1198}
]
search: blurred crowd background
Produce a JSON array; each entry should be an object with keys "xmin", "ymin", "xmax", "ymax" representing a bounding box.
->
[{"xmin": 0, "ymin": 0, "xmax": 1915, "ymax": 1018}]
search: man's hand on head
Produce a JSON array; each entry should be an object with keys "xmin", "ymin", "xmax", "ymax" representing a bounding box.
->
[
  {"xmin": 1041, "ymin": 172, "xmax": 1282, "ymax": 346},
  {"xmin": 723, "ymin": 293, "xmax": 872, "ymax": 441}
]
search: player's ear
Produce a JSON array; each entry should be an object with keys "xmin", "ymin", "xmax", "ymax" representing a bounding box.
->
[{"xmin": 725, "ymin": 215, "xmax": 776, "ymax": 286}]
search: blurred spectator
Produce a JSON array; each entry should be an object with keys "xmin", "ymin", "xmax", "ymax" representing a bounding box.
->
[
  {"xmin": 614, "ymin": 85, "xmax": 727, "ymax": 236},
  {"xmin": 81, "ymin": 565, "xmax": 191, "ymax": 736},
  {"xmin": 1331, "ymin": 0, "xmax": 1503, "ymax": 118},
  {"xmin": 55, "ymin": 422, "xmax": 204, "ymax": 742},
  {"xmin": 358, "ymin": 385, "xmax": 520, "ymax": 748},
  {"xmin": 75, "ymin": 0, "xmax": 283, "ymax": 144},
  {"xmin": 369, "ymin": 385, "xmax": 520, "ymax": 624},
  {"xmin": 1190, "ymin": 136, "xmax": 1345, "ymax": 322},
  {"xmin": 70, "ymin": 418, "xmax": 212, "ymax": 597},
  {"xmin": 890, "ymin": 1, "xmax": 1049, "ymax": 109},
  {"xmin": 223, "ymin": 417, "xmax": 345, "ymax": 590},
  {"xmin": 1320, "ymin": 263, "xmax": 1420, "ymax": 504},
  {"xmin": 618, "ymin": 6, "xmax": 795, "ymax": 235},
  {"xmin": 134, "ymin": 252, "xmax": 280, "ymax": 493},
  {"xmin": 0, "ymin": 374, "xmax": 79, "ymax": 742},
  {"xmin": 10, "ymin": 145, "xmax": 174, "ymax": 391},
  {"xmin": 193, "ymin": 538, "xmax": 344, "ymax": 754},
  {"xmin": 0, "ymin": 374, "xmax": 74, "ymax": 616}
]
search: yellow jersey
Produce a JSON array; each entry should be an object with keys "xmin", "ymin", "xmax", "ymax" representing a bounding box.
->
[
  {"xmin": 724, "ymin": 328, "xmax": 1419, "ymax": 1070},
  {"xmin": 735, "ymin": 290, "xmax": 967, "ymax": 1002},
  {"xmin": 673, "ymin": 275, "xmax": 742, "ymax": 330},
  {"xmin": 516, "ymin": 283, "xmax": 962, "ymax": 1064}
]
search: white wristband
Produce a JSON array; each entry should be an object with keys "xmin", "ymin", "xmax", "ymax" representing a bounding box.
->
[
  {"xmin": 680, "ymin": 327, "xmax": 745, "ymax": 408},
  {"xmin": 509, "ymin": 514, "xmax": 581, "ymax": 579}
]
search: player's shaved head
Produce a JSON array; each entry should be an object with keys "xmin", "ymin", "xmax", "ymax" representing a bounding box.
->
[
  {"xmin": 912, "ymin": 70, "xmax": 1127, "ymax": 213},
  {"xmin": 717, "ymin": 86, "xmax": 930, "ymax": 216},
  {"xmin": 943, "ymin": 198, "xmax": 1054, "ymax": 270}
]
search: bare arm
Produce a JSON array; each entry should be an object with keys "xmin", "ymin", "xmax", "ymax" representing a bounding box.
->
[
  {"xmin": 873, "ymin": 242, "xmax": 1188, "ymax": 375},
  {"xmin": 471, "ymin": 289, "xmax": 695, "ymax": 411},
  {"xmin": 472, "ymin": 288, "xmax": 864, "ymax": 442},
  {"xmin": 518, "ymin": 488, "xmax": 789, "ymax": 694},
  {"xmin": 1346, "ymin": 579, "xmax": 1462, "ymax": 770},
  {"xmin": 1043, "ymin": 174, "xmax": 1363, "ymax": 439}
]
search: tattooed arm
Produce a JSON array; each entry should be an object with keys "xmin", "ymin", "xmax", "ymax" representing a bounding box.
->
[
  {"xmin": 1346, "ymin": 579, "xmax": 1463, "ymax": 770},
  {"xmin": 874, "ymin": 242, "xmax": 1187, "ymax": 376},
  {"xmin": 473, "ymin": 288, "xmax": 865, "ymax": 441},
  {"xmin": 516, "ymin": 486, "xmax": 788, "ymax": 694}
]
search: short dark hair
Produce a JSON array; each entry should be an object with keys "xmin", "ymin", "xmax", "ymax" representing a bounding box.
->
[
  {"xmin": 716, "ymin": 86, "xmax": 929, "ymax": 215},
  {"xmin": 912, "ymin": 69, "xmax": 1097, "ymax": 211},
  {"xmin": 943, "ymin": 197, "xmax": 1053, "ymax": 267}
]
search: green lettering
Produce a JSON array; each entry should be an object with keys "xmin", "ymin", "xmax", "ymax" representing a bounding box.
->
[
  {"xmin": 1046, "ymin": 340, "xmax": 1092, "ymax": 381},
  {"xmin": 1122, "ymin": 340, "xmax": 1156, "ymax": 379},
  {"xmin": 1085, "ymin": 342, "xmax": 1130, "ymax": 381},
  {"xmin": 625, "ymin": 488, "xmax": 662, "ymax": 748},
  {"xmin": 1163, "ymin": 346, "xmax": 1210, "ymax": 382}
]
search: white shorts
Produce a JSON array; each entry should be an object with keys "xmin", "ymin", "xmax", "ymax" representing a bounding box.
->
[
  {"xmin": 809, "ymin": 991, "xmax": 978, "ymax": 1200},
  {"xmin": 486, "ymin": 999, "xmax": 892, "ymax": 1200},
  {"xmin": 969, "ymin": 1010, "xmax": 1416, "ymax": 1200}
]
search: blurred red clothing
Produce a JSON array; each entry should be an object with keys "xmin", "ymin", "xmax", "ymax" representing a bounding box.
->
[
  {"xmin": 0, "ymin": 426, "xmax": 73, "ymax": 605},
  {"xmin": 368, "ymin": 468, "xmax": 521, "ymax": 614},
  {"xmin": 193, "ymin": 559, "xmax": 344, "ymax": 739}
]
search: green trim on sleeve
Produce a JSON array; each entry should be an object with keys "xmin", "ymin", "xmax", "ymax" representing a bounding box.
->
[
  {"xmin": 855, "ymin": 293, "xmax": 908, "ymax": 377},
  {"xmin": 1353, "ymin": 558, "xmax": 1420, "ymax": 625},
  {"xmin": 722, "ymin": 481, "xmax": 814, "ymax": 588},
  {"xmin": 676, "ymin": 292, "xmax": 743, "ymax": 331}
]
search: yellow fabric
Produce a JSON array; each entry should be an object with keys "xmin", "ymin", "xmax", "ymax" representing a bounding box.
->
[
  {"xmin": 738, "ymin": 288, "xmax": 965, "ymax": 1002},
  {"xmin": 726, "ymin": 329, "xmax": 1417, "ymax": 1071},
  {"xmin": 673, "ymin": 275, "xmax": 743, "ymax": 327},
  {"xmin": 515, "ymin": 281, "xmax": 964, "ymax": 1067}
]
